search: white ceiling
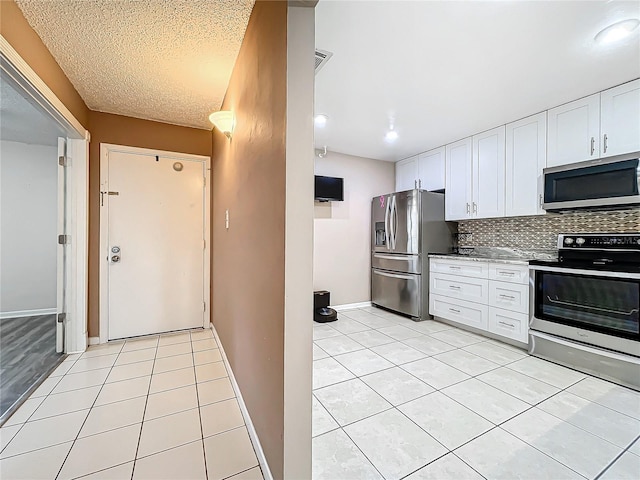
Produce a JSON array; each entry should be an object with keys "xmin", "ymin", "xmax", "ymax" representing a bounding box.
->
[
  {"xmin": 1, "ymin": 73, "xmax": 66, "ymax": 146},
  {"xmin": 314, "ymin": 1, "xmax": 640, "ymax": 162},
  {"xmin": 15, "ymin": 0, "xmax": 255, "ymax": 130}
]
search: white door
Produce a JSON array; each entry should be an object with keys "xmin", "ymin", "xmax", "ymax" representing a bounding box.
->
[
  {"xmin": 547, "ymin": 93, "xmax": 600, "ymax": 167},
  {"xmin": 601, "ymin": 79, "xmax": 640, "ymax": 158},
  {"xmin": 417, "ymin": 146, "xmax": 445, "ymax": 191},
  {"xmin": 505, "ymin": 112, "xmax": 547, "ymax": 217},
  {"xmin": 473, "ymin": 126, "xmax": 506, "ymax": 219},
  {"xmin": 445, "ymin": 137, "xmax": 473, "ymax": 220},
  {"xmin": 395, "ymin": 156, "xmax": 418, "ymax": 191},
  {"xmin": 105, "ymin": 150, "xmax": 205, "ymax": 340}
]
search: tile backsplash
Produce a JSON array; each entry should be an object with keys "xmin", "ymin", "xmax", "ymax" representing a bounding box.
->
[{"xmin": 458, "ymin": 209, "xmax": 640, "ymax": 250}]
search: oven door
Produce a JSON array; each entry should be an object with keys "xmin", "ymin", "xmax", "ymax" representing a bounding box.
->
[{"xmin": 530, "ymin": 266, "xmax": 640, "ymax": 356}]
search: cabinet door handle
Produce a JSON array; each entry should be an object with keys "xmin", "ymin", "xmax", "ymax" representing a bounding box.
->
[
  {"xmin": 466, "ymin": 203, "xmax": 470, "ymax": 214},
  {"xmin": 539, "ymin": 194, "xmax": 543, "ymax": 208},
  {"xmin": 498, "ymin": 320, "xmax": 515, "ymax": 328},
  {"xmin": 472, "ymin": 202, "xmax": 478, "ymax": 213},
  {"xmin": 603, "ymin": 134, "xmax": 608, "ymax": 153},
  {"xmin": 499, "ymin": 294, "xmax": 516, "ymax": 300},
  {"xmin": 498, "ymin": 271, "xmax": 515, "ymax": 276},
  {"xmin": 418, "ymin": 179, "xmax": 422, "ymax": 189},
  {"xmin": 448, "ymin": 265, "xmax": 461, "ymax": 270},
  {"xmin": 449, "ymin": 285, "xmax": 461, "ymax": 290},
  {"xmin": 590, "ymin": 137, "xmax": 595, "ymax": 156},
  {"xmin": 449, "ymin": 308, "xmax": 461, "ymax": 314}
]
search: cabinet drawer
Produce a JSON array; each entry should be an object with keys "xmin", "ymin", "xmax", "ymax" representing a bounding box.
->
[
  {"xmin": 430, "ymin": 258, "xmax": 488, "ymax": 278},
  {"xmin": 489, "ymin": 281, "xmax": 529, "ymax": 314},
  {"xmin": 488, "ymin": 263, "xmax": 528, "ymax": 284},
  {"xmin": 430, "ymin": 272, "xmax": 489, "ymax": 304},
  {"xmin": 488, "ymin": 307, "xmax": 528, "ymax": 344},
  {"xmin": 429, "ymin": 294, "xmax": 488, "ymax": 330}
]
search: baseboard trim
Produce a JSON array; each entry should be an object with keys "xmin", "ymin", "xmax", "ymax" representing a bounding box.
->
[
  {"xmin": 332, "ymin": 301, "xmax": 372, "ymax": 311},
  {"xmin": 0, "ymin": 308, "xmax": 57, "ymax": 320},
  {"xmin": 88, "ymin": 337, "xmax": 100, "ymax": 346},
  {"xmin": 209, "ymin": 322, "xmax": 273, "ymax": 480}
]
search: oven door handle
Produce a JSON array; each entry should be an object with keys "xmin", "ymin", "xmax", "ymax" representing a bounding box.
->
[{"xmin": 546, "ymin": 296, "xmax": 640, "ymax": 316}]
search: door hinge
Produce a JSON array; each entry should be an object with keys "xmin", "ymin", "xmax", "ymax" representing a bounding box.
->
[
  {"xmin": 57, "ymin": 313, "xmax": 66, "ymax": 323},
  {"xmin": 58, "ymin": 155, "xmax": 67, "ymax": 167},
  {"xmin": 58, "ymin": 234, "xmax": 70, "ymax": 245}
]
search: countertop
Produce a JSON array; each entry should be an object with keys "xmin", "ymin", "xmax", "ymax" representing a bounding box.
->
[
  {"xmin": 428, "ymin": 247, "xmax": 557, "ymax": 266},
  {"xmin": 428, "ymin": 253, "xmax": 531, "ymax": 265}
]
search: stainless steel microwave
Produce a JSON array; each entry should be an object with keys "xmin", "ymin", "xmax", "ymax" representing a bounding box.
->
[{"xmin": 543, "ymin": 152, "xmax": 640, "ymax": 212}]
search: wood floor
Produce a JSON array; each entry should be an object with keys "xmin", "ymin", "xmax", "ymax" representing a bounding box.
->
[{"xmin": 0, "ymin": 315, "xmax": 63, "ymax": 418}]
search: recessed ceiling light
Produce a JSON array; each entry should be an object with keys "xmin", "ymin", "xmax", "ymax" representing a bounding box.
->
[
  {"xmin": 314, "ymin": 114, "xmax": 328, "ymax": 127},
  {"xmin": 385, "ymin": 130, "xmax": 399, "ymax": 142},
  {"xmin": 595, "ymin": 19, "xmax": 640, "ymax": 45}
]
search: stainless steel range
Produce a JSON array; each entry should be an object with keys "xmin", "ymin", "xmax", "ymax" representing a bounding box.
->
[{"xmin": 529, "ymin": 233, "xmax": 640, "ymax": 390}]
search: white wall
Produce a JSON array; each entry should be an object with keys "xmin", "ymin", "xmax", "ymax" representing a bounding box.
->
[
  {"xmin": 314, "ymin": 151, "xmax": 395, "ymax": 306},
  {"xmin": 0, "ymin": 140, "xmax": 58, "ymax": 316}
]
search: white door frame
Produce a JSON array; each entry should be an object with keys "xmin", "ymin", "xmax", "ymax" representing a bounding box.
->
[
  {"xmin": 1, "ymin": 35, "xmax": 89, "ymax": 354},
  {"xmin": 99, "ymin": 143, "xmax": 211, "ymax": 344}
]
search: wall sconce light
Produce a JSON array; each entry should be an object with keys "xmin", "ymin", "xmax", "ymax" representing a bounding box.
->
[{"xmin": 209, "ymin": 110, "xmax": 235, "ymax": 139}]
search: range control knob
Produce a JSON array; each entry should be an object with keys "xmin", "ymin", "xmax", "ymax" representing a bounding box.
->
[
  {"xmin": 564, "ymin": 237, "xmax": 574, "ymax": 245},
  {"xmin": 576, "ymin": 237, "xmax": 586, "ymax": 245}
]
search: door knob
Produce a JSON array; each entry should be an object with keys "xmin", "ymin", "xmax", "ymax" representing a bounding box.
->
[{"xmin": 111, "ymin": 255, "xmax": 121, "ymax": 263}]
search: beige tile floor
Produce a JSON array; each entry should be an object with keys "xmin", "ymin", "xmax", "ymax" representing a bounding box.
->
[
  {"xmin": 0, "ymin": 328, "xmax": 264, "ymax": 480},
  {"xmin": 312, "ymin": 306, "xmax": 640, "ymax": 480}
]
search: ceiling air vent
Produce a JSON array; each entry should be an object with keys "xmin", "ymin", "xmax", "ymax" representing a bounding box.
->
[{"xmin": 315, "ymin": 49, "xmax": 333, "ymax": 74}]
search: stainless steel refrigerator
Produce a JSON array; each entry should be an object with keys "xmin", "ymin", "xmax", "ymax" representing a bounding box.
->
[{"xmin": 371, "ymin": 190, "xmax": 455, "ymax": 320}]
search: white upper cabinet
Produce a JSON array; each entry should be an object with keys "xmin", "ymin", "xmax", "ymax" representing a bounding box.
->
[
  {"xmin": 601, "ymin": 79, "xmax": 640, "ymax": 157},
  {"xmin": 547, "ymin": 93, "xmax": 600, "ymax": 167},
  {"xmin": 505, "ymin": 112, "xmax": 547, "ymax": 217},
  {"xmin": 417, "ymin": 146, "xmax": 446, "ymax": 191},
  {"xmin": 445, "ymin": 137, "xmax": 473, "ymax": 221},
  {"xmin": 473, "ymin": 126, "xmax": 506, "ymax": 219},
  {"xmin": 395, "ymin": 155, "xmax": 419, "ymax": 191}
]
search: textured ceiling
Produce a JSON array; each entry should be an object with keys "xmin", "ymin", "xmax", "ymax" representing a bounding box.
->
[
  {"xmin": 315, "ymin": 1, "xmax": 640, "ymax": 161},
  {"xmin": 1, "ymin": 73, "xmax": 66, "ymax": 146},
  {"xmin": 15, "ymin": 0, "xmax": 255, "ymax": 129}
]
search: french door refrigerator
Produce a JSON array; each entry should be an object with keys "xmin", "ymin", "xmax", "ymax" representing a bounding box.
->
[{"xmin": 371, "ymin": 190, "xmax": 455, "ymax": 319}]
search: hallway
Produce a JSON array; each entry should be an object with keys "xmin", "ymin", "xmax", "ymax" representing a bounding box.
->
[{"xmin": 0, "ymin": 328, "xmax": 264, "ymax": 480}]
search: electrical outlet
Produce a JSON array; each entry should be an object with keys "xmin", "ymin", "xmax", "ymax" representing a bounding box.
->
[{"xmin": 225, "ymin": 209, "xmax": 229, "ymax": 230}]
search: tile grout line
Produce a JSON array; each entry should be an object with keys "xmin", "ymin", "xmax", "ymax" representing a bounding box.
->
[
  {"xmin": 130, "ymin": 334, "xmax": 161, "ymax": 480},
  {"xmin": 191, "ymin": 330, "xmax": 210, "ymax": 480},
  {"xmin": 54, "ymin": 341, "xmax": 126, "ymax": 480}
]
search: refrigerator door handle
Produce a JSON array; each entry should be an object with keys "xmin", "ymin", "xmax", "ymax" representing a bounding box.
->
[
  {"xmin": 373, "ymin": 269, "xmax": 416, "ymax": 281},
  {"xmin": 389, "ymin": 195, "xmax": 396, "ymax": 250},
  {"xmin": 384, "ymin": 196, "xmax": 391, "ymax": 250},
  {"xmin": 393, "ymin": 195, "xmax": 398, "ymax": 250}
]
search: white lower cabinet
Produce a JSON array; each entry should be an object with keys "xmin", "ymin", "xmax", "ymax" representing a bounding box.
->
[
  {"xmin": 488, "ymin": 307, "xmax": 529, "ymax": 344},
  {"xmin": 489, "ymin": 281, "xmax": 528, "ymax": 314},
  {"xmin": 429, "ymin": 258, "xmax": 529, "ymax": 345},
  {"xmin": 430, "ymin": 295, "xmax": 489, "ymax": 331}
]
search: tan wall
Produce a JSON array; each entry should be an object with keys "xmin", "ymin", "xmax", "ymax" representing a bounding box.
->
[
  {"xmin": 314, "ymin": 152, "xmax": 395, "ymax": 305},
  {"xmin": 0, "ymin": 0, "xmax": 90, "ymax": 128},
  {"xmin": 210, "ymin": 1, "xmax": 287, "ymax": 478},
  {"xmin": 87, "ymin": 111, "xmax": 212, "ymax": 336}
]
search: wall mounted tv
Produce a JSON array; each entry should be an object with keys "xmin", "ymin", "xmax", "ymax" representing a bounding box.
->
[{"xmin": 315, "ymin": 175, "xmax": 344, "ymax": 202}]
